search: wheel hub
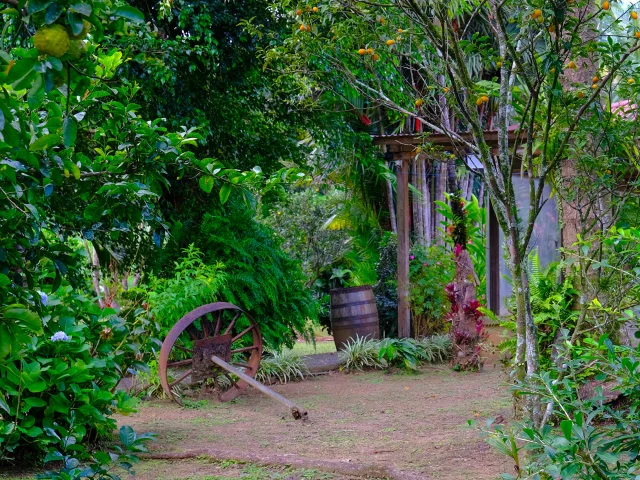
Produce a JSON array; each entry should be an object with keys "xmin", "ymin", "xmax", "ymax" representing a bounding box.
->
[{"xmin": 191, "ymin": 333, "xmax": 232, "ymax": 382}]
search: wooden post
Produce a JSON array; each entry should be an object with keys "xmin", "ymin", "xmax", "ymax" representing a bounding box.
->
[{"xmin": 396, "ymin": 155, "xmax": 411, "ymax": 338}]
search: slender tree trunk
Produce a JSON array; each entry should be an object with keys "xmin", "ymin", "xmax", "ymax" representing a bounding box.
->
[
  {"xmin": 434, "ymin": 162, "xmax": 446, "ymax": 244},
  {"xmin": 420, "ymin": 157, "xmax": 431, "ymax": 245},
  {"xmin": 84, "ymin": 240, "xmax": 106, "ymax": 309},
  {"xmin": 412, "ymin": 158, "xmax": 424, "ymax": 245},
  {"xmin": 386, "ymin": 171, "xmax": 397, "ymax": 234}
]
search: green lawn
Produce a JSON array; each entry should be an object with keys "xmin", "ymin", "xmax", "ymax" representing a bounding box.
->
[{"xmin": 288, "ymin": 341, "xmax": 336, "ymax": 356}]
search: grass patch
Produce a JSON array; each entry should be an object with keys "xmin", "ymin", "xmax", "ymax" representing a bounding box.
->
[{"xmin": 288, "ymin": 341, "xmax": 336, "ymax": 356}]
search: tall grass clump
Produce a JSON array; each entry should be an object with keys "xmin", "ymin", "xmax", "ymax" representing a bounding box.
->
[
  {"xmin": 339, "ymin": 336, "xmax": 385, "ymax": 371},
  {"xmin": 256, "ymin": 349, "xmax": 308, "ymax": 384},
  {"xmin": 340, "ymin": 334, "xmax": 452, "ymax": 372}
]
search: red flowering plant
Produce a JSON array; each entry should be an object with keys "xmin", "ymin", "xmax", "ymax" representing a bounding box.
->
[{"xmin": 439, "ymin": 188, "xmax": 487, "ymax": 371}]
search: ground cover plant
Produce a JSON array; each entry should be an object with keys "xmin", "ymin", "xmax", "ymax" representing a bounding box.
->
[{"xmin": 339, "ymin": 335, "xmax": 452, "ymax": 372}]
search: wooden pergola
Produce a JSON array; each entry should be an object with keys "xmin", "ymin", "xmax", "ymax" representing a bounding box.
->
[{"xmin": 372, "ymin": 130, "xmax": 524, "ymax": 337}]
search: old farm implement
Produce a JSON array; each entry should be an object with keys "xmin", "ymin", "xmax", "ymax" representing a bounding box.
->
[{"xmin": 158, "ymin": 302, "xmax": 307, "ymax": 420}]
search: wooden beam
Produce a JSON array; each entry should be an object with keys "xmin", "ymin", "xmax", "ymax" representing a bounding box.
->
[{"xmin": 396, "ymin": 156, "xmax": 411, "ymax": 338}]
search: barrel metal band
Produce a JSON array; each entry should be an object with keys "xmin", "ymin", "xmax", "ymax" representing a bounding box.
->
[
  {"xmin": 330, "ymin": 299, "xmax": 376, "ymax": 309},
  {"xmin": 332, "ymin": 320, "xmax": 380, "ymax": 331},
  {"xmin": 331, "ymin": 312, "xmax": 379, "ymax": 323}
]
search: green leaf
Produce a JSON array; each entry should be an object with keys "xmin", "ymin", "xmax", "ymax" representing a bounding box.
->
[
  {"xmin": 27, "ymin": 0, "xmax": 51, "ymax": 15},
  {"xmin": 3, "ymin": 307, "xmax": 42, "ymax": 333},
  {"xmin": 67, "ymin": 10, "xmax": 85, "ymax": 36},
  {"xmin": 112, "ymin": 6, "xmax": 145, "ymax": 23},
  {"xmin": 219, "ymin": 183, "xmax": 232, "ymax": 204},
  {"xmin": 26, "ymin": 380, "xmax": 47, "ymax": 393},
  {"xmin": 63, "ymin": 117, "xmax": 77, "ymax": 148},
  {"xmin": 45, "ymin": 2, "xmax": 63, "ymax": 23},
  {"xmin": 199, "ymin": 175, "xmax": 214, "ymax": 193},
  {"xmin": 29, "ymin": 134, "xmax": 61, "ymax": 151},
  {"xmin": 560, "ymin": 420, "xmax": 572, "ymax": 440},
  {"xmin": 0, "ymin": 273, "xmax": 10, "ymax": 286},
  {"xmin": 83, "ymin": 203, "xmax": 102, "ymax": 221},
  {"xmin": 24, "ymin": 397, "xmax": 47, "ymax": 408},
  {"xmin": 0, "ymin": 397, "xmax": 10, "ymax": 414},
  {"xmin": 69, "ymin": 3, "xmax": 91, "ymax": 16},
  {"xmin": 0, "ymin": 324, "xmax": 11, "ymax": 358},
  {"xmin": 119, "ymin": 425, "xmax": 136, "ymax": 447}
]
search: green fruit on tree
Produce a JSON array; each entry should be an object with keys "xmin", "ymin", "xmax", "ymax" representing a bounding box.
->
[
  {"xmin": 69, "ymin": 20, "xmax": 92, "ymax": 40},
  {"xmin": 66, "ymin": 40, "xmax": 87, "ymax": 60},
  {"xmin": 33, "ymin": 24, "xmax": 70, "ymax": 58}
]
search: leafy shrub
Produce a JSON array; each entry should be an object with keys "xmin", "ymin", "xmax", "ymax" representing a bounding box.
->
[
  {"xmin": 153, "ymin": 200, "xmax": 317, "ymax": 351},
  {"xmin": 340, "ymin": 335, "xmax": 452, "ymax": 372},
  {"xmin": 409, "ymin": 245, "xmax": 454, "ymax": 336},
  {"xmin": 480, "ymin": 335, "xmax": 640, "ymax": 480},
  {"xmin": 0, "ymin": 285, "xmax": 156, "ymax": 466},
  {"xmin": 378, "ymin": 338, "xmax": 423, "ymax": 370},
  {"xmin": 373, "ymin": 232, "xmax": 398, "ymax": 338},
  {"xmin": 437, "ymin": 192, "xmax": 487, "ymax": 293},
  {"xmin": 145, "ymin": 244, "xmax": 226, "ymax": 338},
  {"xmin": 417, "ymin": 334, "xmax": 453, "ymax": 363},
  {"xmin": 256, "ymin": 350, "xmax": 308, "ymax": 384},
  {"xmin": 262, "ymin": 189, "xmax": 352, "ymax": 287},
  {"xmin": 39, "ymin": 426, "xmax": 153, "ymax": 480},
  {"xmin": 339, "ymin": 336, "xmax": 384, "ymax": 371},
  {"xmin": 500, "ymin": 250, "xmax": 577, "ymax": 368}
]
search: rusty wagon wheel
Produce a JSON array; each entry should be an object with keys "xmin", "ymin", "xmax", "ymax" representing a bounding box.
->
[{"xmin": 159, "ymin": 302, "xmax": 262, "ymax": 404}]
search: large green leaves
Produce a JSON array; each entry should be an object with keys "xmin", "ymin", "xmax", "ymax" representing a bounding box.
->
[
  {"xmin": 63, "ymin": 116, "xmax": 77, "ymax": 148},
  {"xmin": 112, "ymin": 6, "xmax": 144, "ymax": 24},
  {"xmin": 0, "ymin": 306, "xmax": 42, "ymax": 358}
]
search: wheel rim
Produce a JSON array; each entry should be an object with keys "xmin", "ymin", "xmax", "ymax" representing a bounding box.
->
[{"xmin": 159, "ymin": 302, "xmax": 262, "ymax": 403}]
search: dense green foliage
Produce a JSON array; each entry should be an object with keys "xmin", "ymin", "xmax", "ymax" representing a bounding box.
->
[
  {"xmin": 150, "ymin": 199, "xmax": 317, "ymax": 348},
  {"xmin": 409, "ymin": 245, "xmax": 454, "ymax": 337},
  {"xmin": 482, "ymin": 336, "xmax": 640, "ymax": 479},
  {"xmin": 0, "ymin": 281, "xmax": 156, "ymax": 464}
]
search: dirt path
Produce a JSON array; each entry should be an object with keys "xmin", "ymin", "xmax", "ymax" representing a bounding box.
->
[{"xmin": 118, "ymin": 364, "xmax": 513, "ymax": 479}]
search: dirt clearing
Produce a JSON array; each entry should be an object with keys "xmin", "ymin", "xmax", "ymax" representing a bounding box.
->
[{"xmin": 118, "ymin": 364, "xmax": 514, "ymax": 480}]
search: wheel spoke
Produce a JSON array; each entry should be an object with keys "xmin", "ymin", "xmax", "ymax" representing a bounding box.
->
[
  {"xmin": 231, "ymin": 345, "xmax": 259, "ymax": 354},
  {"xmin": 232, "ymin": 362, "xmax": 252, "ymax": 372},
  {"xmin": 185, "ymin": 323, "xmax": 200, "ymax": 341},
  {"xmin": 213, "ymin": 311, "xmax": 222, "ymax": 336},
  {"xmin": 173, "ymin": 344, "xmax": 193, "ymax": 355},
  {"xmin": 224, "ymin": 373, "xmax": 239, "ymax": 390},
  {"xmin": 170, "ymin": 369, "xmax": 192, "ymax": 387},
  {"xmin": 224, "ymin": 312, "xmax": 241, "ymax": 335},
  {"xmin": 231, "ymin": 324, "xmax": 255, "ymax": 343},
  {"xmin": 201, "ymin": 314, "xmax": 215, "ymax": 338},
  {"xmin": 167, "ymin": 359, "xmax": 192, "ymax": 368}
]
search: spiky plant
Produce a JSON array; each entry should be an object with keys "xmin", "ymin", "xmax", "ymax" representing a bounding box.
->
[
  {"xmin": 339, "ymin": 336, "xmax": 385, "ymax": 371},
  {"xmin": 256, "ymin": 349, "xmax": 308, "ymax": 384}
]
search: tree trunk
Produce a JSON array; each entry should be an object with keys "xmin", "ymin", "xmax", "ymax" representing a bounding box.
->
[
  {"xmin": 412, "ymin": 158, "xmax": 424, "ymax": 245},
  {"xmin": 420, "ymin": 157, "xmax": 431, "ymax": 245},
  {"xmin": 386, "ymin": 170, "xmax": 397, "ymax": 234},
  {"xmin": 434, "ymin": 162, "xmax": 447, "ymax": 244},
  {"xmin": 85, "ymin": 240, "xmax": 106, "ymax": 309}
]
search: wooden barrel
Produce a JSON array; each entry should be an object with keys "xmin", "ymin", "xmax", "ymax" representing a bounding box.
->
[{"xmin": 330, "ymin": 285, "xmax": 380, "ymax": 351}]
